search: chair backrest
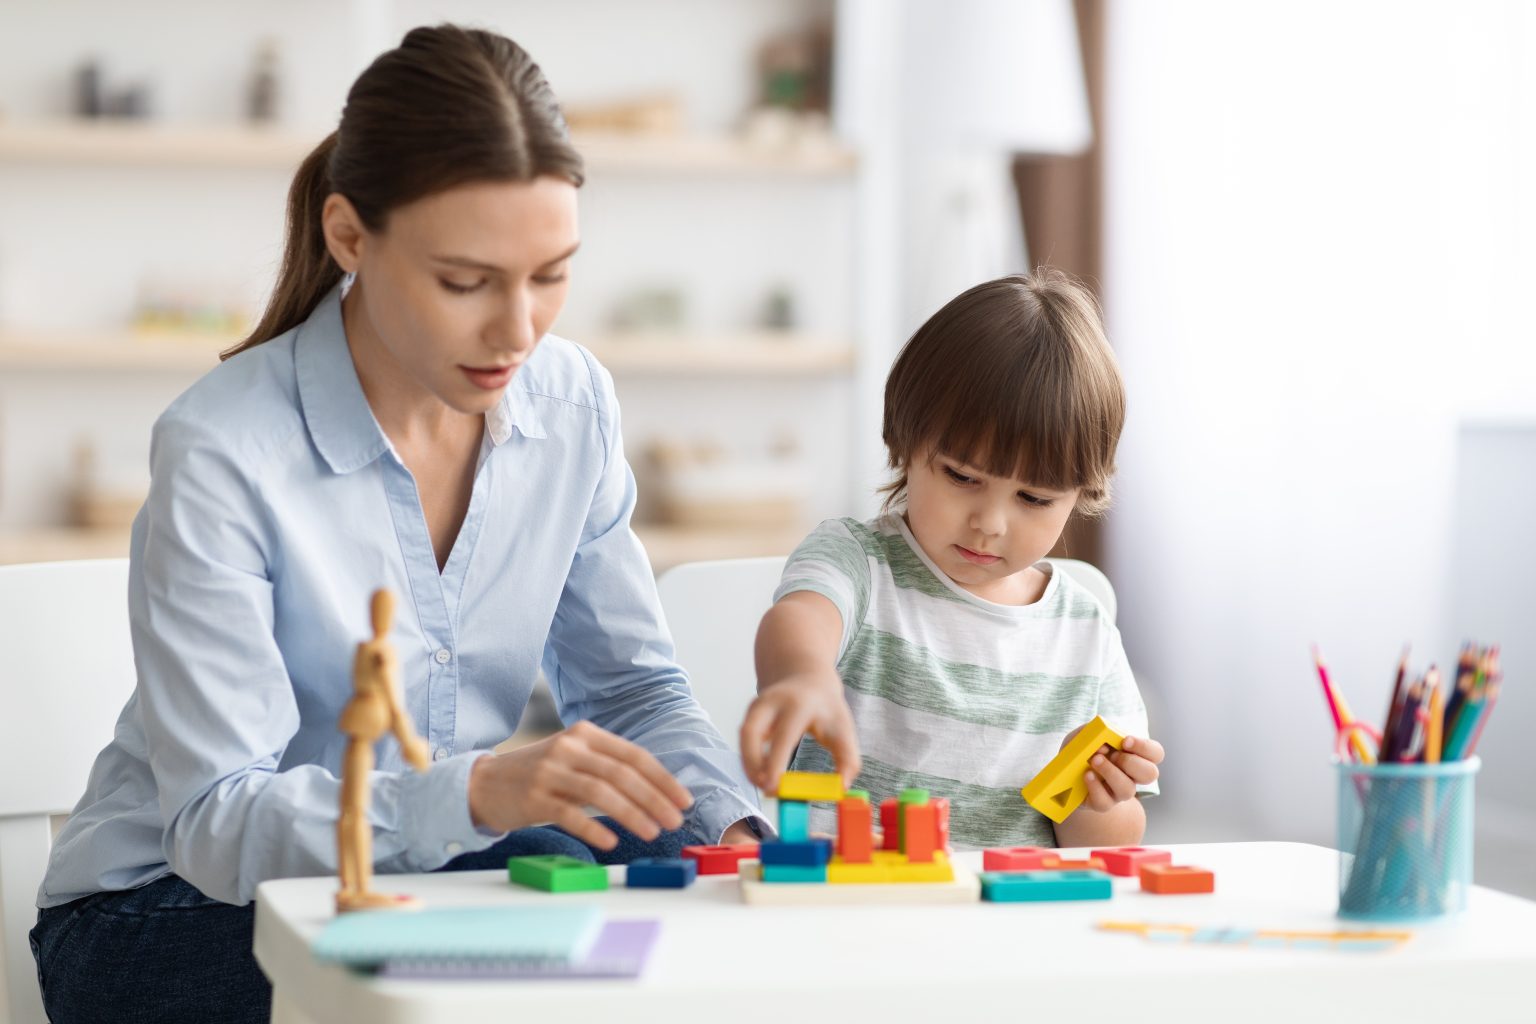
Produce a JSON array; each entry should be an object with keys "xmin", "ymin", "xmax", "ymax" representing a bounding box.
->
[
  {"xmin": 0, "ymin": 559, "xmax": 134, "ymax": 1024},
  {"xmin": 656, "ymin": 554, "xmax": 1115, "ymax": 754}
]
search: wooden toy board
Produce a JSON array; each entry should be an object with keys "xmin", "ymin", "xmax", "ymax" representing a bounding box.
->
[{"xmin": 738, "ymin": 857, "xmax": 982, "ymax": 905}]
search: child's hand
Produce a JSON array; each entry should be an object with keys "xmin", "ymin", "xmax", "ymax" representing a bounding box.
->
[
  {"xmin": 1071, "ymin": 731, "xmax": 1164, "ymax": 812},
  {"xmin": 739, "ymin": 673, "xmax": 862, "ymax": 793}
]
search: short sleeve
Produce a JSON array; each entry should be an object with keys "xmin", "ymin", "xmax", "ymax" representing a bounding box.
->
[
  {"xmin": 773, "ymin": 518, "xmax": 872, "ymax": 662},
  {"xmin": 1095, "ymin": 625, "xmax": 1159, "ymax": 798}
]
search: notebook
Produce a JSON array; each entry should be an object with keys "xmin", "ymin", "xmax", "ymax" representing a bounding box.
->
[
  {"xmin": 377, "ymin": 919, "xmax": 661, "ymax": 979},
  {"xmin": 312, "ymin": 905, "xmax": 604, "ymax": 971}
]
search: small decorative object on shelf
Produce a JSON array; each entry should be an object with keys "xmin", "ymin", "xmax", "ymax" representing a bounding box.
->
[
  {"xmin": 70, "ymin": 440, "xmax": 148, "ymax": 530},
  {"xmin": 247, "ymin": 39, "xmax": 281, "ymax": 124},
  {"xmin": 610, "ymin": 287, "xmax": 686, "ymax": 332},
  {"xmin": 563, "ymin": 95, "xmax": 682, "ymax": 136},
  {"xmin": 644, "ymin": 435, "xmax": 806, "ymax": 530},
  {"xmin": 761, "ymin": 284, "xmax": 797, "ymax": 331}
]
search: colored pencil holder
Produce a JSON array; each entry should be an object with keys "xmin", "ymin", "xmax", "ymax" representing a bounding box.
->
[{"xmin": 1335, "ymin": 757, "xmax": 1479, "ymax": 922}]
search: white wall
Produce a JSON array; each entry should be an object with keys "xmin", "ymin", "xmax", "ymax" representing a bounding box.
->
[
  {"xmin": 0, "ymin": 0, "xmax": 863, "ymax": 530},
  {"xmin": 1104, "ymin": 0, "xmax": 1536, "ymax": 861}
]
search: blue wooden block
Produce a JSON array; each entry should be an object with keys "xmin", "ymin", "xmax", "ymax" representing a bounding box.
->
[
  {"xmin": 625, "ymin": 857, "xmax": 698, "ymax": 889},
  {"xmin": 980, "ymin": 869, "xmax": 1113, "ymax": 902},
  {"xmin": 762, "ymin": 863, "xmax": 828, "ymax": 883},
  {"xmin": 777, "ymin": 799, "xmax": 810, "ymax": 842},
  {"xmin": 758, "ymin": 839, "xmax": 832, "ymax": 867}
]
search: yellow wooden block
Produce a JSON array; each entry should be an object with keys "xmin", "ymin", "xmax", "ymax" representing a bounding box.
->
[
  {"xmin": 1019, "ymin": 715, "xmax": 1125, "ymax": 823},
  {"xmin": 827, "ymin": 858, "xmax": 892, "ymax": 884},
  {"xmin": 887, "ymin": 851, "xmax": 954, "ymax": 882},
  {"xmin": 775, "ymin": 770, "xmax": 844, "ymax": 802}
]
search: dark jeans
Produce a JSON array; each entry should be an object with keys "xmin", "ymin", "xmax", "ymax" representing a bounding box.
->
[{"xmin": 29, "ymin": 821, "xmax": 701, "ymax": 1024}]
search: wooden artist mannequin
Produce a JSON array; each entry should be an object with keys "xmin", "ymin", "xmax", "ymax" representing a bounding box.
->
[{"xmin": 336, "ymin": 588, "xmax": 432, "ymax": 912}]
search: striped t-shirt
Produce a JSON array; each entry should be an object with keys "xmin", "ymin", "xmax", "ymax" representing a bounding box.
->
[{"xmin": 780, "ymin": 514, "xmax": 1156, "ymax": 849}]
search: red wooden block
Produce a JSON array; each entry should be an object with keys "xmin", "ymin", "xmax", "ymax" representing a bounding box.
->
[
  {"xmin": 1039, "ymin": 857, "xmax": 1107, "ymax": 872},
  {"xmin": 879, "ymin": 798, "xmax": 901, "ymax": 850},
  {"xmin": 681, "ymin": 843, "xmax": 759, "ymax": 876},
  {"xmin": 903, "ymin": 803, "xmax": 939, "ymax": 863},
  {"xmin": 1090, "ymin": 846, "xmax": 1173, "ymax": 877},
  {"xmin": 932, "ymin": 797, "xmax": 951, "ymax": 850},
  {"xmin": 982, "ymin": 846, "xmax": 1054, "ymax": 871},
  {"xmin": 837, "ymin": 798, "xmax": 874, "ymax": 863},
  {"xmin": 1139, "ymin": 863, "xmax": 1215, "ymax": 894}
]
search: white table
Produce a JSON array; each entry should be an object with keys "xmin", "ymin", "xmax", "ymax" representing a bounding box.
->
[{"xmin": 255, "ymin": 842, "xmax": 1536, "ymax": 1024}]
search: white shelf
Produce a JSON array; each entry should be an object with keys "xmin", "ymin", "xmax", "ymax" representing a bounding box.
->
[
  {"xmin": 0, "ymin": 120, "xmax": 857, "ymax": 177},
  {"xmin": 0, "ymin": 523, "xmax": 807, "ymax": 573},
  {"xmin": 0, "ymin": 329, "xmax": 854, "ymax": 376}
]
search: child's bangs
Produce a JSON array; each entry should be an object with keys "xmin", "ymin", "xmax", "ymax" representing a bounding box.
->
[{"xmin": 925, "ymin": 371, "xmax": 1102, "ymax": 494}]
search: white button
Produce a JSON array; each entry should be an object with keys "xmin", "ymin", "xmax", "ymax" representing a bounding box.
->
[
  {"xmin": 445, "ymin": 841, "xmax": 464, "ymax": 856},
  {"xmin": 433, "ymin": 747, "xmax": 449, "ymax": 762},
  {"xmin": 434, "ymin": 648, "xmax": 452, "ymax": 664}
]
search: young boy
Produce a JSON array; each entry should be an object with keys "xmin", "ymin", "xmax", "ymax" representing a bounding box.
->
[{"xmin": 739, "ymin": 270, "xmax": 1163, "ymax": 850}]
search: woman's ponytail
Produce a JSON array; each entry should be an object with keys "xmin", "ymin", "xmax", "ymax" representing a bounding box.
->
[{"xmin": 223, "ymin": 132, "xmax": 343, "ymax": 359}]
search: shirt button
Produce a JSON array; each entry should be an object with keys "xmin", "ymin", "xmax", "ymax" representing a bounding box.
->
[
  {"xmin": 433, "ymin": 747, "xmax": 449, "ymax": 762},
  {"xmin": 434, "ymin": 648, "xmax": 452, "ymax": 664},
  {"xmin": 445, "ymin": 841, "xmax": 464, "ymax": 856}
]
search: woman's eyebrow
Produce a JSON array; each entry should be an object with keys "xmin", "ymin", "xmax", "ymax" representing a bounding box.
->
[{"xmin": 430, "ymin": 242, "xmax": 580, "ymax": 274}]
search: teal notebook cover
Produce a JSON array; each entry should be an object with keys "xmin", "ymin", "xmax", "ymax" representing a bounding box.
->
[{"xmin": 312, "ymin": 905, "xmax": 604, "ymax": 968}]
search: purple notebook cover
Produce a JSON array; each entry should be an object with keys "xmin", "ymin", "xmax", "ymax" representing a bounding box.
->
[{"xmin": 375, "ymin": 920, "xmax": 660, "ymax": 980}]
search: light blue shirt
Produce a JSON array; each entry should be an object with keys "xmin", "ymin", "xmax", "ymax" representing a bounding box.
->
[{"xmin": 39, "ymin": 287, "xmax": 764, "ymax": 908}]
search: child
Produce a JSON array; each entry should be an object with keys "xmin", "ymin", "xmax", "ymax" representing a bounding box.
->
[{"xmin": 739, "ymin": 269, "xmax": 1163, "ymax": 850}]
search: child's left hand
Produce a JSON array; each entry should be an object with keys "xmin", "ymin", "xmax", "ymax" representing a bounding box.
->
[{"xmin": 1072, "ymin": 732, "xmax": 1164, "ymax": 813}]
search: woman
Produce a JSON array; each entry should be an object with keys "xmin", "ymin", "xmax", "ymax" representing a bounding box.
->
[{"xmin": 31, "ymin": 25, "xmax": 764, "ymax": 1023}]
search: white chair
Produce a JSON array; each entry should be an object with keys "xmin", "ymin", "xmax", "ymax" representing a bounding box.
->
[
  {"xmin": 0, "ymin": 559, "xmax": 135, "ymax": 1024},
  {"xmin": 657, "ymin": 555, "xmax": 1116, "ymax": 752}
]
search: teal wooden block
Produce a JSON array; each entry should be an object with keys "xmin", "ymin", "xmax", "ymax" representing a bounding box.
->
[
  {"xmin": 980, "ymin": 869, "xmax": 1112, "ymax": 902},
  {"xmin": 761, "ymin": 863, "xmax": 828, "ymax": 883},
  {"xmin": 778, "ymin": 799, "xmax": 810, "ymax": 842}
]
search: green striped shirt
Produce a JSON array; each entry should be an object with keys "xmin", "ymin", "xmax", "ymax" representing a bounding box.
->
[{"xmin": 780, "ymin": 515, "xmax": 1155, "ymax": 849}]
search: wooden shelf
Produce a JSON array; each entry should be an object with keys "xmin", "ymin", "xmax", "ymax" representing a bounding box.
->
[
  {"xmin": 0, "ymin": 121, "xmax": 857, "ymax": 176},
  {"xmin": 0, "ymin": 329, "xmax": 854, "ymax": 376},
  {"xmin": 0, "ymin": 523, "xmax": 803, "ymax": 573}
]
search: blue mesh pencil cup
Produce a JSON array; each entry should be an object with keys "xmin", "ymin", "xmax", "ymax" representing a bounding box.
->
[{"xmin": 1335, "ymin": 757, "xmax": 1479, "ymax": 921}]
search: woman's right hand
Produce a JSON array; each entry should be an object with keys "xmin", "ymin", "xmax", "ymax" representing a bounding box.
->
[
  {"xmin": 466, "ymin": 720, "xmax": 693, "ymax": 850},
  {"xmin": 738, "ymin": 671, "xmax": 862, "ymax": 793}
]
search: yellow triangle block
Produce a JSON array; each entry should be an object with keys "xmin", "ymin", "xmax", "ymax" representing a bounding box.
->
[{"xmin": 1020, "ymin": 716, "xmax": 1125, "ymax": 823}]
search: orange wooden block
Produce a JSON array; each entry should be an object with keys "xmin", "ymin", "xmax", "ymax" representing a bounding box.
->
[
  {"xmin": 903, "ymin": 803, "xmax": 939, "ymax": 863},
  {"xmin": 1041, "ymin": 857, "xmax": 1106, "ymax": 872},
  {"xmin": 1139, "ymin": 863, "xmax": 1215, "ymax": 894},
  {"xmin": 932, "ymin": 797, "xmax": 951, "ymax": 850},
  {"xmin": 1091, "ymin": 846, "xmax": 1173, "ymax": 877},
  {"xmin": 879, "ymin": 798, "xmax": 901, "ymax": 850},
  {"xmin": 837, "ymin": 798, "xmax": 873, "ymax": 863}
]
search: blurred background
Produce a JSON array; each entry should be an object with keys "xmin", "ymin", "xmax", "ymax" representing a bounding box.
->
[{"xmin": 0, "ymin": 0, "xmax": 1530, "ymax": 894}]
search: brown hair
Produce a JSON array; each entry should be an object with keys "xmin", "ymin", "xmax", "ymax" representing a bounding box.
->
[
  {"xmin": 224, "ymin": 24, "xmax": 585, "ymax": 360},
  {"xmin": 880, "ymin": 268, "xmax": 1125, "ymax": 516}
]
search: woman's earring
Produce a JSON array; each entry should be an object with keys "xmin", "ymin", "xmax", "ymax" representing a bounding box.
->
[{"xmin": 341, "ymin": 270, "xmax": 357, "ymax": 297}]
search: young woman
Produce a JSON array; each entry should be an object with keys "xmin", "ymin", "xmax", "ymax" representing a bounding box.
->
[{"xmin": 31, "ymin": 25, "xmax": 763, "ymax": 1023}]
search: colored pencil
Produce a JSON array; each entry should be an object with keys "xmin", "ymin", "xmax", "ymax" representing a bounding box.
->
[
  {"xmin": 1465, "ymin": 647, "xmax": 1502, "ymax": 758},
  {"xmin": 1314, "ymin": 646, "xmax": 1373, "ymax": 764},
  {"xmin": 1379, "ymin": 650, "xmax": 1409, "ymax": 761}
]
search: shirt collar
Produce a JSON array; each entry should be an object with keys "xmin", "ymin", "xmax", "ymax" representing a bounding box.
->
[
  {"xmin": 295, "ymin": 287, "xmax": 391, "ymax": 475},
  {"xmin": 296, "ymin": 288, "xmax": 549, "ymax": 472}
]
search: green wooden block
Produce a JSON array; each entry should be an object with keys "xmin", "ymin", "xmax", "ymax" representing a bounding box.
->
[
  {"xmin": 845, "ymin": 789, "xmax": 870, "ymax": 802},
  {"xmin": 507, "ymin": 855, "xmax": 609, "ymax": 893},
  {"xmin": 898, "ymin": 788, "xmax": 930, "ymax": 804}
]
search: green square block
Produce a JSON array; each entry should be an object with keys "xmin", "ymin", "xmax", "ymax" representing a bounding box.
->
[
  {"xmin": 507, "ymin": 855, "xmax": 609, "ymax": 893},
  {"xmin": 898, "ymin": 788, "xmax": 929, "ymax": 805},
  {"xmin": 979, "ymin": 869, "xmax": 1112, "ymax": 903},
  {"xmin": 762, "ymin": 863, "xmax": 828, "ymax": 883},
  {"xmin": 844, "ymin": 789, "xmax": 870, "ymax": 802}
]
